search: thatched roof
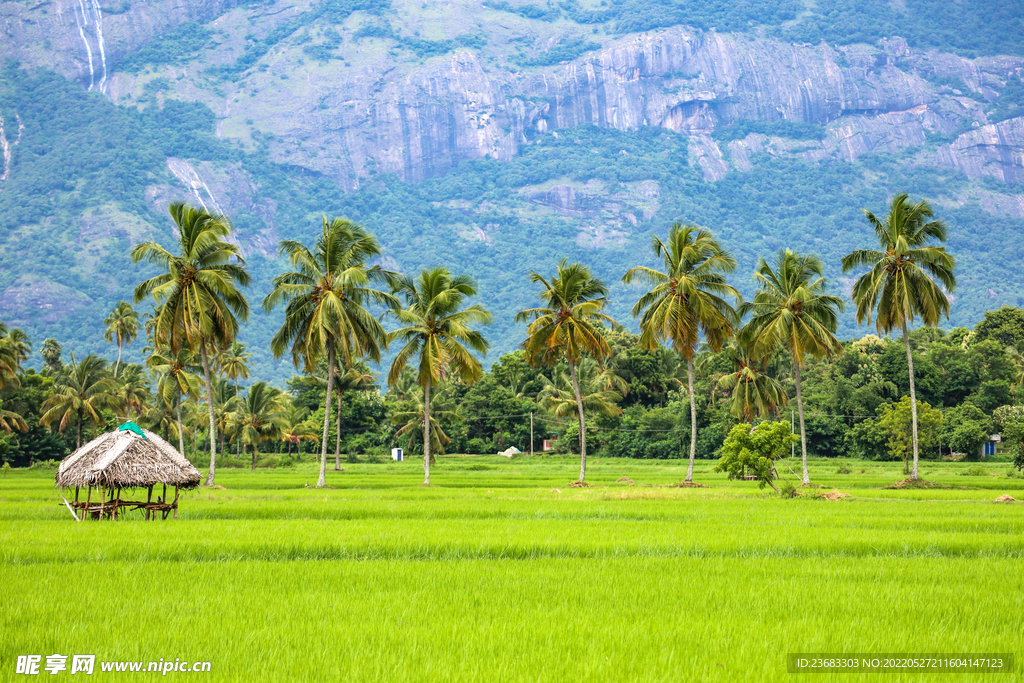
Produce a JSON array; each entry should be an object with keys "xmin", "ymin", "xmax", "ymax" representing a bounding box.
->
[{"xmin": 55, "ymin": 426, "xmax": 202, "ymax": 490}]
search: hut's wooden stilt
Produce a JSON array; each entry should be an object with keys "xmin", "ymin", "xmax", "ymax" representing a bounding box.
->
[
  {"xmin": 114, "ymin": 488, "xmax": 120, "ymax": 520},
  {"xmin": 161, "ymin": 484, "xmax": 168, "ymax": 519},
  {"xmin": 84, "ymin": 486, "xmax": 92, "ymax": 521},
  {"xmin": 173, "ymin": 486, "xmax": 179, "ymax": 520},
  {"xmin": 146, "ymin": 486, "xmax": 153, "ymax": 521},
  {"xmin": 75, "ymin": 486, "xmax": 79, "ymax": 503},
  {"xmin": 99, "ymin": 485, "xmax": 106, "ymax": 520}
]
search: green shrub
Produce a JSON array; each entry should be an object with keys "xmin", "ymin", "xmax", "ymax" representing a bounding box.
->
[
  {"xmin": 29, "ymin": 459, "xmax": 59, "ymax": 470},
  {"xmin": 836, "ymin": 464, "xmax": 852, "ymax": 474},
  {"xmin": 960, "ymin": 465, "xmax": 988, "ymax": 476},
  {"xmin": 779, "ymin": 481, "xmax": 798, "ymax": 498}
]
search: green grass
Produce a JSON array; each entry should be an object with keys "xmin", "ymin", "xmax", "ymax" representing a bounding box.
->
[{"xmin": 2, "ymin": 456, "xmax": 1022, "ymax": 681}]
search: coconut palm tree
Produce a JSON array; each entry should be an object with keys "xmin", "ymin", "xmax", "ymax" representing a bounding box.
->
[
  {"xmin": 39, "ymin": 354, "xmax": 119, "ymax": 449},
  {"xmin": 0, "ymin": 399, "xmax": 27, "ymax": 435},
  {"xmin": 739, "ymin": 249, "xmax": 844, "ymax": 484},
  {"xmin": 623, "ymin": 224, "xmax": 741, "ymax": 482},
  {"xmin": 279, "ymin": 404, "xmax": 319, "ymax": 458},
  {"xmin": 263, "ymin": 217, "xmax": 396, "ymax": 488},
  {"xmin": 131, "ymin": 202, "xmax": 251, "ymax": 486},
  {"xmin": 103, "ymin": 301, "xmax": 140, "ymax": 375},
  {"xmin": 391, "ymin": 385, "xmax": 462, "ymax": 459},
  {"xmin": 229, "ymin": 381, "xmax": 288, "ymax": 470},
  {"xmin": 515, "ymin": 260, "xmax": 615, "ymax": 483},
  {"xmin": 387, "ymin": 268, "xmax": 491, "ymax": 484},
  {"xmin": 114, "ymin": 363, "xmax": 151, "ymax": 420},
  {"xmin": 0, "ymin": 323, "xmax": 31, "ymax": 390},
  {"xmin": 716, "ymin": 340, "xmax": 789, "ymax": 421},
  {"xmin": 147, "ymin": 348, "xmax": 202, "ymax": 457},
  {"xmin": 841, "ymin": 194, "xmax": 956, "ymax": 480},
  {"xmin": 330, "ymin": 365, "xmax": 375, "ymax": 470},
  {"xmin": 217, "ymin": 341, "xmax": 253, "ymax": 396},
  {"xmin": 538, "ymin": 357, "xmax": 626, "ymax": 420}
]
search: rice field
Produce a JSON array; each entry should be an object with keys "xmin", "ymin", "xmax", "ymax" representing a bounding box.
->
[{"xmin": 2, "ymin": 456, "xmax": 1022, "ymax": 681}]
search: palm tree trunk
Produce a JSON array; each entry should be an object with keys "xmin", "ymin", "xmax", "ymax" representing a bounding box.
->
[
  {"xmin": 902, "ymin": 323, "xmax": 921, "ymax": 480},
  {"xmin": 200, "ymin": 342, "xmax": 218, "ymax": 486},
  {"xmin": 114, "ymin": 342, "xmax": 122, "ymax": 377},
  {"xmin": 235, "ymin": 379, "xmax": 241, "ymax": 459},
  {"xmin": 794, "ymin": 360, "xmax": 809, "ymax": 485},
  {"xmin": 334, "ymin": 394, "xmax": 342, "ymax": 470},
  {"xmin": 569, "ymin": 360, "xmax": 587, "ymax": 483},
  {"xmin": 76, "ymin": 410, "xmax": 82, "ymax": 450},
  {"xmin": 317, "ymin": 346, "xmax": 335, "ymax": 488},
  {"xmin": 193, "ymin": 426, "xmax": 199, "ymax": 460},
  {"xmin": 423, "ymin": 376, "xmax": 432, "ymax": 485},
  {"xmin": 175, "ymin": 390, "xmax": 185, "ymax": 457},
  {"xmin": 685, "ymin": 356, "xmax": 698, "ymax": 483}
]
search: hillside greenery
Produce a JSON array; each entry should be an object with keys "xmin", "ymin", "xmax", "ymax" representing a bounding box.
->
[{"xmin": 2, "ymin": 62, "xmax": 1023, "ymax": 383}]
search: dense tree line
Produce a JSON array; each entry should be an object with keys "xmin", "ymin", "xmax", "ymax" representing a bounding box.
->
[{"xmin": 4, "ymin": 198, "xmax": 1024, "ymax": 486}]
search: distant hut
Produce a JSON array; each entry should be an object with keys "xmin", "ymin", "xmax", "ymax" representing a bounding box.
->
[{"xmin": 55, "ymin": 422, "xmax": 201, "ymax": 520}]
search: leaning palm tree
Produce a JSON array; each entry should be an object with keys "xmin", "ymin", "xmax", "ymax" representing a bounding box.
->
[
  {"xmin": 131, "ymin": 202, "xmax": 251, "ymax": 486},
  {"xmin": 229, "ymin": 381, "xmax": 288, "ymax": 470},
  {"xmin": 103, "ymin": 301, "xmax": 140, "ymax": 375},
  {"xmin": 263, "ymin": 217, "xmax": 396, "ymax": 488},
  {"xmin": 516, "ymin": 260, "xmax": 616, "ymax": 483},
  {"xmin": 114, "ymin": 363, "xmax": 151, "ymax": 420},
  {"xmin": 841, "ymin": 194, "xmax": 956, "ymax": 480},
  {"xmin": 623, "ymin": 224, "xmax": 741, "ymax": 482},
  {"xmin": 39, "ymin": 354, "xmax": 119, "ymax": 448},
  {"xmin": 739, "ymin": 249, "xmax": 844, "ymax": 484},
  {"xmin": 387, "ymin": 268, "xmax": 491, "ymax": 484}
]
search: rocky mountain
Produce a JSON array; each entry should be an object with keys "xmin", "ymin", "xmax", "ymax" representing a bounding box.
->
[{"xmin": 1, "ymin": 0, "xmax": 1022, "ymax": 380}]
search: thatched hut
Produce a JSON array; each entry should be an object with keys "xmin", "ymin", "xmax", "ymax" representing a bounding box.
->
[{"xmin": 55, "ymin": 422, "xmax": 201, "ymax": 520}]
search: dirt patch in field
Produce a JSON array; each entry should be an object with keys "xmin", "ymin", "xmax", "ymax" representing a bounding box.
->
[
  {"xmin": 568, "ymin": 481, "xmax": 595, "ymax": 488},
  {"xmin": 821, "ymin": 490, "xmax": 851, "ymax": 501},
  {"xmin": 206, "ymin": 485, "xmax": 228, "ymax": 490},
  {"xmin": 668, "ymin": 481, "xmax": 710, "ymax": 488},
  {"xmin": 550, "ymin": 488, "xmax": 562, "ymax": 493},
  {"xmin": 616, "ymin": 477, "xmax": 635, "ymax": 484},
  {"xmin": 994, "ymin": 494, "xmax": 1016, "ymax": 502},
  {"xmin": 884, "ymin": 478, "xmax": 947, "ymax": 489}
]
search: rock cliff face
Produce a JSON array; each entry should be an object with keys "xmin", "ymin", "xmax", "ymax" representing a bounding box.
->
[{"xmin": 2, "ymin": 0, "xmax": 1022, "ymax": 192}]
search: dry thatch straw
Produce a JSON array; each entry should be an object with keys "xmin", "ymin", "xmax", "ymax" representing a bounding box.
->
[{"xmin": 55, "ymin": 427, "xmax": 201, "ymax": 491}]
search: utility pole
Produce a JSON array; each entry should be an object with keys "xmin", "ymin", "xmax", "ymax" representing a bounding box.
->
[{"xmin": 530, "ymin": 412, "xmax": 534, "ymax": 457}]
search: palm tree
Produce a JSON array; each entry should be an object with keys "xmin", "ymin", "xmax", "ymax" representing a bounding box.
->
[
  {"xmin": 39, "ymin": 354, "xmax": 119, "ymax": 449},
  {"xmin": 217, "ymin": 340, "xmax": 254, "ymax": 458},
  {"xmin": 623, "ymin": 224, "xmax": 741, "ymax": 482},
  {"xmin": 147, "ymin": 348, "xmax": 202, "ymax": 457},
  {"xmin": 330, "ymin": 365, "xmax": 375, "ymax": 470},
  {"xmin": 0, "ymin": 399, "xmax": 27, "ymax": 435},
  {"xmin": 40, "ymin": 338, "xmax": 63, "ymax": 374},
  {"xmin": 841, "ymin": 194, "xmax": 956, "ymax": 480},
  {"xmin": 229, "ymin": 381, "xmax": 288, "ymax": 470},
  {"xmin": 391, "ymin": 385, "xmax": 462, "ymax": 459},
  {"xmin": 114, "ymin": 363, "xmax": 151, "ymax": 420},
  {"xmin": 218, "ymin": 340, "xmax": 253, "ymax": 396},
  {"xmin": 739, "ymin": 249, "xmax": 844, "ymax": 484},
  {"xmin": 0, "ymin": 323, "xmax": 31, "ymax": 390},
  {"xmin": 387, "ymin": 268, "xmax": 491, "ymax": 484},
  {"xmin": 538, "ymin": 357, "xmax": 626, "ymax": 420},
  {"xmin": 131, "ymin": 201, "xmax": 251, "ymax": 486},
  {"xmin": 103, "ymin": 301, "xmax": 140, "ymax": 375},
  {"xmin": 263, "ymin": 217, "xmax": 396, "ymax": 488},
  {"xmin": 279, "ymin": 404, "xmax": 319, "ymax": 458},
  {"xmin": 716, "ymin": 340, "xmax": 789, "ymax": 421},
  {"xmin": 516, "ymin": 260, "xmax": 615, "ymax": 483}
]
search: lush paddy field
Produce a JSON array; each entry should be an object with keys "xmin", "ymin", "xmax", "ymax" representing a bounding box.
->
[{"xmin": 2, "ymin": 456, "xmax": 1022, "ymax": 682}]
